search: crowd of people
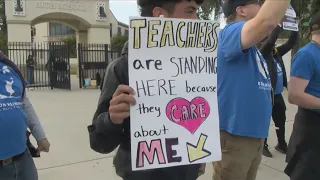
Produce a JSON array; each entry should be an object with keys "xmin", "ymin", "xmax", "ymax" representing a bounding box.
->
[{"xmin": 1, "ymin": 0, "xmax": 320, "ymax": 180}]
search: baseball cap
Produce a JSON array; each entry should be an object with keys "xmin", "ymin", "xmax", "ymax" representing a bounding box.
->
[
  {"xmin": 222, "ymin": 0, "xmax": 261, "ymax": 17},
  {"xmin": 310, "ymin": 11, "xmax": 320, "ymax": 32}
]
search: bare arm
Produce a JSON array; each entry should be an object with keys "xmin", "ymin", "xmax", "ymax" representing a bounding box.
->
[
  {"xmin": 241, "ymin": 0, "xmax": 290, "ymax": 50},
  {"xmin": 288, "ymin": 77, "xmax": 320, "ymax": 109}
]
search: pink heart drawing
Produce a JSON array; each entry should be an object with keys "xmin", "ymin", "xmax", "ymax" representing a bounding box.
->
[{"xmin": 165, "ymin": 96, "xmax": 210, "ymax": 134}]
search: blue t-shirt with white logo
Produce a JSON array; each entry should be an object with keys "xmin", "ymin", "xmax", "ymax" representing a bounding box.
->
[
  {"xmin": 0, "ymin": 61, "xmax": 27, "ymax": 160},
  {"xmin": 274, "ymin": 59, "xmax": 284, "ymax": 95},
  {"xmin": 217, "ymin": 22, "xmax": 272, "ymax": 138},
  {"xmin": 291, "ymin": 42, "xmax": 320, "ymax": 112}
]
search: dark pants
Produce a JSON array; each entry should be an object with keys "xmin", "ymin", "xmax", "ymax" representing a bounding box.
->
[
  {"xmin": 265, "ymin": 93, "xmax": 286, "ymax": 145},
  {"xmin": 285, "ymin": 108, "xmax": 320, "ymax": 179},
  {"xmin": 27, "ymin": 68, "xmax": 34, "ymax": 84}
]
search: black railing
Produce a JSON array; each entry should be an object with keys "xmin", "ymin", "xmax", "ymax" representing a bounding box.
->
[
  {"xmin": 6, "ymin": 42, "xmax": 70, "ymax": 89},
  {"xmin": 78, "ymin": 43, "xmax": 119, "ymax": 89}
]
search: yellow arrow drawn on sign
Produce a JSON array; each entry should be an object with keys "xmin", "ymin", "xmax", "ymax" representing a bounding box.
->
[{"xmin": 186, "ymin": 133, "xmax": 211, "ymax": 163}]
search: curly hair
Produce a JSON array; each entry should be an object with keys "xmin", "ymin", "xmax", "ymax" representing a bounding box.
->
[{"xmin": 137, "ymin": 0, "xmax": 204, "ymax": 17}]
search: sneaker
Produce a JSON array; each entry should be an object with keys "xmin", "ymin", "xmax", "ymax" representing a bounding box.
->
[
  {"xmin": 275, "ymin": 141, "xmax": 288, "ymax": 154},
  {"xmin": 262, "ymin": 144, "xmax": 273, "ymax": 158}
]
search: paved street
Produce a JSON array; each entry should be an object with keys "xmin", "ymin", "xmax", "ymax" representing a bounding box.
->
[{"xmin": 27, "ymin": 87, "xmax": 295, "ymax": 180}]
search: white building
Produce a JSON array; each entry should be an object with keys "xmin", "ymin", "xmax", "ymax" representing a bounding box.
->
[
  {"xmin": 32, "ymin": 9, "xmax": 128, "ymax": 43},
  {"xmin": 6, "ymin": 0, "xmax": 129, "ymax": 44}
]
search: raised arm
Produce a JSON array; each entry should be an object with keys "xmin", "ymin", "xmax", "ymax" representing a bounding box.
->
[
  {"xmin": 277, "ymin": 30, "xmax": 299, "ymax": 57},
  {"xmin": 241, "ymin": 0, "xmax": 290, "ymax": 50},
  {"xmin": 259, "ymin": 25, "xmax": 283, "ymax": 57}
]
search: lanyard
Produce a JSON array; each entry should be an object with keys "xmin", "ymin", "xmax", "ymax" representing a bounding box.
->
[{"xmin": 256, "ymin": 48, "xmax": 274, "ymax": 105}]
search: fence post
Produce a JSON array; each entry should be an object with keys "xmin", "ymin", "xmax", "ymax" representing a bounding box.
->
[
  {"xmin": 104, "ymin": 44, "xmax": 109, "ymax": 66},
  {"xmin": 78, "ymin": 43, "xmax": 83, "ymax": 89}
]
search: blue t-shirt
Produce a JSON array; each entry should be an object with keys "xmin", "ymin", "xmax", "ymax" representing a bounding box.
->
[
  {"xmin": 217, "ymin": 22, "xmax": 272, "ymax": 138},
  {"xmin": 291, "ymin": 42, "xmax": 320, "ymax": 112},
  {"xmin": 0, "ymin": 62, "xmax": 27, "ymax": 160},
  {"xmin": 274, "ymin": 59, "xmax": 284, "ymax": 95}
]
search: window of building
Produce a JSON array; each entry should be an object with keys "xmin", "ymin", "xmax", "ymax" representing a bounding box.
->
[
  {"xmin": 118, "ymin": 27, "xmax": 121, "ymax": 35},
  {"xmin": 49, "ymin": 23, "xmax": 75, "ymax": 36},
  {"xmin": 124, "ymin": 29, "xmax": 128, "ymax": 36}
]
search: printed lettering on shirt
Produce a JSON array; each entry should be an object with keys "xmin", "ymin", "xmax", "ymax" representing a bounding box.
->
[{"xmin": 255, "ymin": 52, "xmax": 271, "ymax": 91}]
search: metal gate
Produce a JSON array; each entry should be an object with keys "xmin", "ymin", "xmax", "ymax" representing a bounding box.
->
[
  {"xmin": 48, "ymin": 42, "xmax": 71, "ymax": 90},
  {"xmin": 7, "ymin": 42, "xmax": 71, "ymax": 90},
  {"xmin": 78, "ymin": 43, "xmax": 118, "ymax": 89}
]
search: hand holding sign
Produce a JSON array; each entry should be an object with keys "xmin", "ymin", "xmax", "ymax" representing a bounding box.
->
[
  {"xmin": 129, "ymin": 17, "xmax": 221, "ymax": 171},
  {"xmin": 109, "ymin": 85, "xmax": 136, "ymax": 124}
]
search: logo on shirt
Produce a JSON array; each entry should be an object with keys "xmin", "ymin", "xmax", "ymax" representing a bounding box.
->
[
  {"xmin": 256, "ymin": 52, "xmax": 271, "ymax": 91},
  {"xmin": 256, "ymin": 53, "xmax": 269, "ymax": 79},
  {"xmin": 0, "ymin": 65, "xmax": 23, "ymax": 112}
]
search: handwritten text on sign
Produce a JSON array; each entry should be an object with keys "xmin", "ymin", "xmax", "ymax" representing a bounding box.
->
[{"xmin": 129, "ymin": 17, "xmax": 221, "ymax": 171}]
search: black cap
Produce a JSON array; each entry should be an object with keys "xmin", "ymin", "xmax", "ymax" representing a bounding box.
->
[
  {"xmin": 222, "ymin": 0, "xmax": 260, "ymax": 17},
  {"xmin": 310, "ymin": 11, "xmax": 320, "ymax": 32}
]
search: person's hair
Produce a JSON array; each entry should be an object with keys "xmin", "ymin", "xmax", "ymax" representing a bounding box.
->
[
  {"xmin": 226, "ymin": 12, "xmax": 237, "ymax": 23},
  {"xmin": 138, "ymin": 0, "xmax": 204, "ymax": 17}
]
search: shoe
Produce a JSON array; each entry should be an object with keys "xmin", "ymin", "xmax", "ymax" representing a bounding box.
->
[
  {"xmin": 262, "ymin": 144, "xmax": 273, "ymax": 158},
  {"xmin": 275, "ymin": 141, "xmax": 288, "ymax": 154}
]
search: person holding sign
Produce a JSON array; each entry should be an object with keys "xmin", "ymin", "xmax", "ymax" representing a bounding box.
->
[
  {"xmin": 258, "ymin": 17, "xmax": 299, "ymax": 158},
  {"xmin": 284, "ymin": 11, "xmax": 320, "ymax": 180},
  {"xmin": 88, "ymin": 0, "xmax": 207, "ymax": 180},
  {"xmin": 214, "ymin": 0, "xmax": 290, "ymax": 179}
]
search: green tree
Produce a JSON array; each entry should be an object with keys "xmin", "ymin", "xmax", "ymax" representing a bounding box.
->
[
  {"xmin": 110, "ymin": 33, "xmax": 128, "ymax": 56},
  {"xmin": 62, "ymin": 36, "xmax": 77, "ymax": 58},
  {"xmin": 0, "ymin": 0, "xmax": 7, "ymax": 54},
  {"xmin": 290, "ymin": 0, "xmax": 320, "ymax": 55},
  {"xmin": 198, "ymin": 0, "xmax": 221, "ymax": 20}
]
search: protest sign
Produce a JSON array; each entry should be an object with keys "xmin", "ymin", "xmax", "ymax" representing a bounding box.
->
[
  {"xmin": 128, "ymin": 17, "xmax": 221, "ymax": 171},
  {"xmin": 283, "ymin": 4, "xmax": 298, "ymax": 31}
]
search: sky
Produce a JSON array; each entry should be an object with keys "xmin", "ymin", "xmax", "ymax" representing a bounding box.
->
[
  {"xmin": 109, "ymin": 0, "xmax": 226, "ymax": 28},
  {"xmin": 109, "ymin": 0, "xmax": 140, "ymax": 24}
]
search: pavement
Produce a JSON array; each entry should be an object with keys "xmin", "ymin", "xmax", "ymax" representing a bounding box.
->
[{"xmin": 26, "ymin": 84, "xmax": 296, "ymax": 180}]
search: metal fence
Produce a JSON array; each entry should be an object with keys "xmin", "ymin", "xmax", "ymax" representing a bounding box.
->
[
  {"xmin": 6, "ymin": 42, "xmax": 70, "ymax": 89},
  {"xmin": 78, "ymin": 43, "xmax": 119, "ymax": 89},
  {"xmin": 4, "ymin": 42, "xmax": 120, "ymax": 90}
]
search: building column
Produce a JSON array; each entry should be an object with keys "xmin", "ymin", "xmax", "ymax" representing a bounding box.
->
[
  {"xmin": 76, "ymin": 30, "xmax": 88, "ymax": 44},
  {"xmin": 8, "ymin": 23, "xmax": 31, "ymax": 42},
  {"xmin": 87, "ymin": 27, "xmax": 110, "ymax": 44}
]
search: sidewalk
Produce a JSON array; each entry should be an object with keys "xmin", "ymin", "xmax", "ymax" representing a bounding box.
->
[{"xmin": 27, "ymin": 89, "xmax": 294, "ymax": 180}]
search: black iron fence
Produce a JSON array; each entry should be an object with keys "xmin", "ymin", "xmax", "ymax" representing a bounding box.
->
[
  {"xmin": 4, "ymin": 42, "xmax": 120, "ymax": 90},
  {"xmin": 78, "ymin": 43, "xmax": 119, "ymax": 89},
  {"xmin": 6, "ymin": 42, "xmax": 70, "ymax": 89}
]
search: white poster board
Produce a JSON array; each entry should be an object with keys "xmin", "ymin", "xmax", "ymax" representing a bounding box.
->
[
  {"xmin": 128, "ymin": 17, "xmax": 221, "ymax": 171},
  {"xmin": 283, "ymin": 4, "xmax": 298, "ymax": 31}
]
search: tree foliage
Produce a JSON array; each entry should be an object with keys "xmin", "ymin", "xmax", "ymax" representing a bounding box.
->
[
  {"xmin": 290, "ymin": 0, "xmax": 320, "ymax": 55},
  {"xmin": 0, "ymin": 0, "xmax": 7, "ymax": 54},
  {"xmin": 62, "ymin": 36, "xmax": 77, "ymax": 58},
  {"xmin": 198, "ymin": 0, "xmax": 221, "ymax": 20},
  {"xmin": 110, "ymin": 33, "xmax": 128, "ymax": 56}
]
